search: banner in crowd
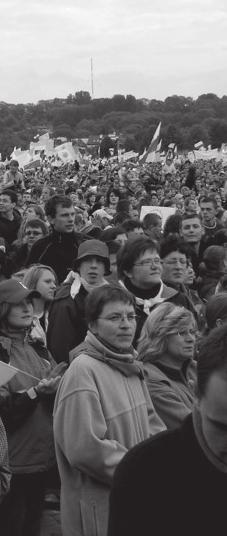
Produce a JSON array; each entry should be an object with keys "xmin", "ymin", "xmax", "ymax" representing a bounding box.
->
[
  {"xmin": 140, "ymin": 206, "xmax": 176, "ymax": 228},
  {"xmin": 194, "ymin": 148, "xmax": 219, "ymax": 161},
  {"xmin": 120, "ymin": 150, "xmax": 139, "ymax": 162},
  {"xmin": 30, "ymin": 133, "xmax": 54, "ymax": 155},
  {"xmin": 55, "ymin": 142, "xmax": 81, "ymax": 164}
]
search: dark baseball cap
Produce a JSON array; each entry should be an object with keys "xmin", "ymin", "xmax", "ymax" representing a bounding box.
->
[{"xmin": 0, "ymin": 279, "xmax": 40, "ymax": 304}]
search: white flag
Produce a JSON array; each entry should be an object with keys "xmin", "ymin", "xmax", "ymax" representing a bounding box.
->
[
  {"xmin": 0, "ymin": 361, "xmax": 17, "ymax": 386},
  {"xmin": 0, "ymin": 361, "xmax": 40, "ymax": 387}
]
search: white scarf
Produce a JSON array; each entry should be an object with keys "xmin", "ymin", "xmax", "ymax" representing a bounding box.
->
[
  {"xmin": 64, "ymin": 271, "xmax": 108, "ymax": 299},
  {"xmin": 119, "ymin": 279, "xmax": 165, "ymax": 315}
]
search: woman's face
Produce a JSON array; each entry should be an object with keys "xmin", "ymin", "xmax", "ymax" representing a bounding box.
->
[
  {"xmin": 36, "ymin": 269, "xmax": 56, "ymax": 302},
  {"xmin": 70, "ymin": 193, "xmax": 79, "ymax": 205},
  {"xmin": 109, "ymin": 192, "xmax": 119, "ymax": 205},
  {"xmin": 24, "ymin": 206, "xmax": 37, "ymax": 218},
  {"xmin": 184, "ymin": 263, "xmax": 195, "ymax": 286},
  {"xmin": 91, "ymin": 300, "xmax": 136, "ymax": 351},
  {"xmin": 167, "ymin": 321, "xmax": 196, "ymax": 362},
  {"xmin": 89, "ymin": 195, "xmax": 96, "ymax": 205},
  {"xmin": 6, "ymin": 299, "xmax": 34, "ymax": 329}
]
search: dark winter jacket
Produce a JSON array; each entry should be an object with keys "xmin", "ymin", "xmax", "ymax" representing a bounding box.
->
[
  {"xmin": 108, "ymin": 413, "xmax": 227, "ymax": 536},
  {"xmin": 143, "ymin": 358, "xmax": 196, "ymax": 430},
  {"xmin": 197, "ymin": 269, "xmax": 224, "ymax": 301},
  {"xmin": 0, "ymin": 331, "xmax": 56, "ymax": 474},
  {"xmin": 0, "ymin": 209, "xmax": 21, "ymax": 247},
  {"xmin": 10, "ymin": 243, "xmax": 30, "ymax": 272},
  {"xmin": 0, "ymin": 418, "xmax": 10, "ymax": 502},
  {"xmin": 47, "ymin": 282, "xmax": 88, "ymax": 363},
  {"xmin": 26, "ymin": 229, "xmax": 80, "ymax": 283}
]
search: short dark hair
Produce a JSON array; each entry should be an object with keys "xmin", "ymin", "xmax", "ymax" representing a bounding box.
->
[
  {"xmin": 142, "ymin": 213, "xmax": 161, "ymax": 230},
  {"xmin": 122, "ymin": 219, "xmax": 143, "ymax": 233},
  {"xmin": 205, "ymin": 293, "xmax": 227, "ymax": 331},
  {"xmin": 160, "ymin": 235, "xmax": 190, "ymax": 260},
  {"xmin": 180, "ymin": 212, "xmax": 202, "ymax": 227},
  {"xmin": 199, "ymin": 196, "xmax": 217, "ymax": 209},
  {"xmin": 163, "ymin": 214, "xmax": 182, "ymax": 237},
  {"xmin": 108, "ymin": 240, "xmax": 121, "ymax": 254},
  {"xmin": 197, "ymin": 324, "xmax": 227, "ymax": 397},
  {"xmin": 2, "ymin": 189, "xmax": 17, "ymax": 204},
  {"xmin": 45, "ymin": 195, "xmax": 73, "ymax": 218},
  {"xmin": 10, "ymin": 159, "xmax": 19, "ymax": 167},
  {"xmin": 100, "ymin": 226, "xmax": 125, "ymax": 244},
  {"xmin": 85, "ymin": 284, "xmax": 135, "ymax": 324},
  {"xmin": 117, "ymin": 236, "xmax": 159, "ymax": 279}
]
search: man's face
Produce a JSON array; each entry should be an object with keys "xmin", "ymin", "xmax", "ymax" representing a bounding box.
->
[
  {"xmin": 157, "ymin": 189, "xmax": 164, "ymax": 199},
  {"xmin": 200, "ymin": 202, "xmax": 216, "ymax": 225},
  {"xmin": 180, "ymin": 217, "xmax": 203, "ymax": 244},
  {"xmin": 151, "ymin": 195, "xmax": 159, "ymax": 206},
  {"xmin": 109, "ymin": 253, "xmax": 118, "ymax": 276},
  {"xmin": 0, "ymin": 194, "xmax": 14, "ymax": 214},
  {"xmin": 41, "ymin": 188, "xmax": 51, "ymax": 202},
  {"xmin": 51, "ymin": 204, "xmax": 75, "ymax": 233},
  {"xmin": 161, "ymin": 251, "xmax": 187, "ymax": 286},
  {"xmin": 9, "ymin": 163, "xmax": 18, "ymax": 175},
  {"xmin": 127, "ymin": 227, "xmax": 144, "ymax": 240},
  {"xmin": 115, "ymin": 233, "xmax": 127, "ymax": 247},
  {"xmin": 17, "ymin": 193, "xmax": 23, "ymax": 207},
  {"xmin": 23, "ymin": 193, "xmax": 31, "ymax": 204},
  {"xmin": 187, "ymin": 199, "xmax": 197, "ymax": 212},
  {"xmin": 198, "ymin": 371, "xmax": 227, "ymax": 464},
  {"xmin": 126, "ymin": 248, "xmax": 162, "ymax": 289},
  {"xmin": 79, "ymin": 256, "xmax": 106, "ymax": 286},
  {"xmin": 129, "ymin": 208, "xmax": 139, "ymax": 219}
]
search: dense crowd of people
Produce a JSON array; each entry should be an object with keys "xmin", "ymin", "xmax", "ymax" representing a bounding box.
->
[{"xmin": 0, "ymin": 153, "xmax": 227, "ymax": 535}]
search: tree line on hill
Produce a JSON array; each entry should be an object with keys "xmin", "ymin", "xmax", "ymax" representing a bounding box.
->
[{"xmin": 0, "ymin": 90, "xmax": 227, "ymax": 159}]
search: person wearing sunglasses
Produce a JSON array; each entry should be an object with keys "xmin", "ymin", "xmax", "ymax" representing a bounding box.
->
[{"xmin": 54, "ymin": 284, "xmax": 165, "ymax": 536}]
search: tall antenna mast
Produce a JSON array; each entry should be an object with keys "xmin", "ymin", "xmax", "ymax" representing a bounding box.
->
[{"xmin": 90, "ymin": 57, "xmax": 94, "ymax": 98}]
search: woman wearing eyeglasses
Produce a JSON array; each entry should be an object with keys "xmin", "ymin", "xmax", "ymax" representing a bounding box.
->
[
  {"xmin": 137, "ymin": 301, "xmax": 197, "ymax": 431},
  {"xmin": 53, "ymin": 284, "xmax": 165, "ymax": 536}
]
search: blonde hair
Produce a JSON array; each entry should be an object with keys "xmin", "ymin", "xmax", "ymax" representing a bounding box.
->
[
  {"xmin": 137, "ymin": 302, "xmax": 195, "ymax": 362},
  {"xmin": 23, "ymin": 264, "xmax": 57, "ymax": 291}
]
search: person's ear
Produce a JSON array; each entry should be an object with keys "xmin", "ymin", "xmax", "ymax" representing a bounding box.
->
[
  {"xmin": 89, "ymin": 321, "xmax": 98, "ymax": 334},
  {"xmin": 124, "ymin": 270, "xmax": 132, "ymax": 281},
  {"xmin": 47, "ymin": 215, "xmax": 54, "ymax": 225}
]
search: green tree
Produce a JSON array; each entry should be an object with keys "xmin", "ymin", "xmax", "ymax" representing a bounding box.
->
[{"xmin": 75, "ymin": 91, "xmax": 91, "ymax": 105}]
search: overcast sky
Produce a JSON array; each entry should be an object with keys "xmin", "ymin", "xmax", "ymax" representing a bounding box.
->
[{"xmin": 0, "ymin": 0, "xmax": 226, "ymax": 104}]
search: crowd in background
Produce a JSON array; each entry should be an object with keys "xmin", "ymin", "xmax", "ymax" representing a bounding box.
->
[{"xmin": 0, "ymin": 154, "xmax": 227, "ymax": 535}]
